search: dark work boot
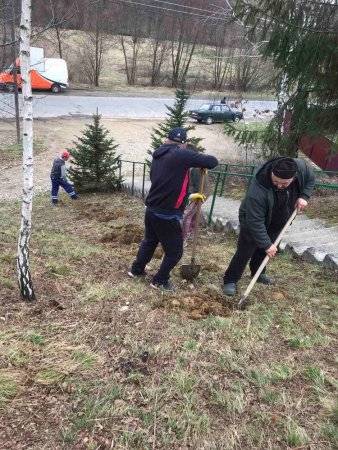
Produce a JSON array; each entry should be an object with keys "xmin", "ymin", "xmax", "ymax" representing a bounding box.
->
[
  {"xmin": 150, "ymin": 280, "xmax": 175, "ymax": 292},
  {"xmin": 222, "ymin": 282, "xmax": 237, "ymax": 296},
  {"xmin": 256, "ymin": 274, "xmax": 274, "ymax": 285}
]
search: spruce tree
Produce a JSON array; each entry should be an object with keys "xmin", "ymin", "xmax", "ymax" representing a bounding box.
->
[
  {"xmin": 68, "ymin": 113, "xmax": 122, "ymax": 192},
  {"xmin": 225, "ymin": 0, "xmax": 338, "ymax": 158},
  {"xmin": 147, "ymin": 88, "xmax": 204, "ymax": 162}
]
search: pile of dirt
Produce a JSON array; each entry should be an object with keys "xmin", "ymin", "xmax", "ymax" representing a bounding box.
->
[
  {"xmin": 101, "ymin": 223, "xmax": 144, "ymax": 245},
  {"xmin": 79, "ymin": 204, "xmax": 127, "ymax": 222},
  {"xmin": 158, "ymin": 293, "xmax": 230, "ymax": 320},
  {"xmin": 97, "ymin": 208, "xmax": 127, "ymax": 222}
]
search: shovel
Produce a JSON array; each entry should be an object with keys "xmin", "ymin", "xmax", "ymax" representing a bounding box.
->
[
  {"xmin": 180, "ymin": 169, "xmax": 207, "ymax": 281},
  {"xmin": 238, "ymin": 208, "xmax": 298, "ymax": 310}
]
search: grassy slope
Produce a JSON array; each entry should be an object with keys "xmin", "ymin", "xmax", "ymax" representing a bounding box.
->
[
  {"xmin": 1, "ymin": 137, "xmax": 47, "ymax": 169},
  {"xmin": 0, "ymin": 192, "xmax": 337, "ymax": 449}
]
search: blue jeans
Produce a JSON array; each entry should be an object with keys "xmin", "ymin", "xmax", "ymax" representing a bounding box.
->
[
  {"xmin": 131, "ymin": 208, "xmax": 183, "ymax": 284},
  {"xmin": 51, "ymin": 177, "xmax": 77, "ymax": 203}
]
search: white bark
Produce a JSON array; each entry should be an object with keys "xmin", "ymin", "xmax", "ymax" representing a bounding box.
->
[{"xmin": 17, "ymin": 0, "xmax": 35, "ymax": 301}]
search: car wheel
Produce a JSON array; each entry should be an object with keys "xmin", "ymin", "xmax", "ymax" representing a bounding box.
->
[
  {"xmin": 51, "ymin": 83, "xmax": 62, "ymax": 94},
  {"xmin": 197, "ymin": 119, "xmax": 202, "ymax": 123},
  {"xmin": 233, "ymin": 115, "xmax": 241, "ymax": 123},
  {"xmin": 206, "ymin": 116, "xmax": 213, "ymax": 125}
]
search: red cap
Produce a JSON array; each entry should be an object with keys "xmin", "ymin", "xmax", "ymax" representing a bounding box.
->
[{"xmin": 61, "ymin": 150, "xmax": 70, "ymax": 159}]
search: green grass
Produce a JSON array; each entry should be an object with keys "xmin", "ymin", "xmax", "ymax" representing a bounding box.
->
[
  {"xmin": 0, "ymin": 372, "xmax": 18, "ymax": 406},
  {"xmin": 0, "ymin": 192, "xmax": 337, "ymax": 448},
  {"xmin": 1, "ymin": 139, "xmax": 47, "ymax": 166},
  {"xmin": 233, "ymin": 121, "xmax": 268, "ymax": 134}
]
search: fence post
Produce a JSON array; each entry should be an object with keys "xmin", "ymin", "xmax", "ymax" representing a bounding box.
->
[
  {"xmin": 142, "ymin": 163, "xmax": 146, "ymax": 198},
  {"xmin": 118, "ymin": 158, "xmax": 122, "ymax": 180},
  {"xmin": 219, "ymin": 163, "xmax": 228, "ymax": 196},
  {"xmin": 132, "ymin": 162, "xmax": 135, "ymax": 196},
  {"xmin": 248, "ymin": 165, "xmax": 255, "ymax": 186},
  {"xmin": 208, "ymin": 172, "xmax": 221, "ymax": 225}
]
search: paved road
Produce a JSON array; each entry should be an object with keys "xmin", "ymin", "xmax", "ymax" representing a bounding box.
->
[{"xmin": 0, "ymin": 93, "xmax": 277, "ymax": 120}]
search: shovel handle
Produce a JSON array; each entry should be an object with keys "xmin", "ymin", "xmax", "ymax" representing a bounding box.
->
[
  {"xmin": 190, "ymin": 169, "xmax": 207, "ymax": 262},
  {"xmin": 238, "ymin": 209, "xmax": 297, "ymax": 306}
]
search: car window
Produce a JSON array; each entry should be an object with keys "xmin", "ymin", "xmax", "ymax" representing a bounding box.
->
[
  {"xmin": 221, "ymin": 105, "xmax": 230, "ymax": 112},
  {"xmin": 199, "ymin": 104, "xmax": 211, "ymax": 111},
  {"xmin": 212, "ymin": 105, "xmax": 222, "ymax": 112}
]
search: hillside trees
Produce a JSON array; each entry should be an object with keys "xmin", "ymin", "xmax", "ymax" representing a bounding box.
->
[
  {"xmin": 170, "ymin": 15, "xmax": 201, "ymax": 88},
  {"xmin": 79, "ymin": 0, "xmax": 109, "ymax": 86},
  {"xmin": 148, "ymin": 13, "xmax": 169, "ymax": 86},
  {"xmin": 118, "ymin": 4, "xmax": 146, "ymax": 86}
]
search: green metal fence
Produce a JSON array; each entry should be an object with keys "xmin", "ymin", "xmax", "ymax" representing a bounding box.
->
[
  {"xmin": 118, "ymin": 159, "xmax": 338, "ymax": 225},
  {"xmin": 119, "ymin": 159, "xmax": 149, "ymax": 198},
  {"xmin": 207, "ymin": 164, "xmax": 338, "ymax": 225}
]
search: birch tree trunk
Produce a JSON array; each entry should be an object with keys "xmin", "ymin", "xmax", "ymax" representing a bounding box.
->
[{"xmin": 17, "ymin": 0, "xmax": 35, "ymax": 301}]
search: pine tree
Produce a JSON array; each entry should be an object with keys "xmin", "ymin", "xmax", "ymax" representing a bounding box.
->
[
  {"xmin": 68, "ymin": 113, "xmax": 122, "ymax": 192},
  {"xmin": 225, "ymin": 0, "xmax": 338, "ymax": 158},
  {"xmin": 147, "ymin": 88, "xmax": 204, "ymax": 162}
]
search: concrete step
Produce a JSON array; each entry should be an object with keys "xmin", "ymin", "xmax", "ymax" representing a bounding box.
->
[
  {"xmin": 288, "ymin": 240, "xmax": 338, "ymax": 253},
  {"xmin": 284, "ymin": 225, "xmax": 338, "ymax": 240},
  {"xmin": 286, "ymin": 233, "xmax": 338, "ymax": 247},
  {"xmin": 323, "ymin": 254, "xmax": 338, "ymax": 271},
  {"xmin": 284, "ymin": 218, "xmax": 328, "ymax": 235},
  {"xmin": 203, "ymin": 196, "xmax": 338, "ymax": 271}
]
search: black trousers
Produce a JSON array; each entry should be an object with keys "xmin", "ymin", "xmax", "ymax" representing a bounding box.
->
[
  {"xmin": 131, "ymin": 209, "xmax": 183, "ymax": 284},
  {"xmin": 223, "ymin": 227, "xmax": 280, "ymax": 284}
]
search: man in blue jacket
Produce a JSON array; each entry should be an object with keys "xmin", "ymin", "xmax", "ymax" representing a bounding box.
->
[
  {"xmin": 223, "ymin": 157, "xmax": 315, "ymax": 296},
  {"xmin": 128, "ymin": 127, "xmax": 218, "ymax": 290}
]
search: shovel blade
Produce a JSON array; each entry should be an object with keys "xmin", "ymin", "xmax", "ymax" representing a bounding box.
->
[{"xmin": 180, "ymin": 264, "xmax": 201, "ymax": 281}]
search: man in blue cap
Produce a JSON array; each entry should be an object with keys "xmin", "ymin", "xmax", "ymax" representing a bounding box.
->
[{"xmin": 128, "ymin": 127, "xmax": 218, "ymax": 290}]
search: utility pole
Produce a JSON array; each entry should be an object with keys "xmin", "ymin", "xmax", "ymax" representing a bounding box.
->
[{"xmin": 10, "ymin": 0, "xmax": 20, "ymax": 143}]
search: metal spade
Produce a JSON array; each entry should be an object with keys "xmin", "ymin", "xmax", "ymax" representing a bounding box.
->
[{"xmin": 180, "ymin": 169, "xmax": 207, "ymax": 281}]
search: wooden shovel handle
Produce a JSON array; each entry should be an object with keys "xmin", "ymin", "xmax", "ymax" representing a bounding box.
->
[
  {"xmin": 190, "ymin": 169, "xmax": 207, "ymax": 264},
  {"xmin": 241, "ymin": 208, "xmax": 298, "ymax": 300}
]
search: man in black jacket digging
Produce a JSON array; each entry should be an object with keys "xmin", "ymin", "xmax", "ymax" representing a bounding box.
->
[
  {"xmin": 128, "ymin": 127, "xmax": 218, "ymax": 291},
  {"xmin": 223, "ymin": 157, "xmax": 315, "ymax": 296}
]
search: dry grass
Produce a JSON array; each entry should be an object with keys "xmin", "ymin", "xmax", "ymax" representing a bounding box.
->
[
  {"xmin": 32, "ymin": 29, "xmax": 274, "ymax": 100},
  {"xmin": 0, "ymin": 192, "xmax": 337, "ymax": 449}
]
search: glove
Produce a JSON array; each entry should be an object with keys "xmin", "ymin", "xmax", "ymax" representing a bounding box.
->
[{"xmin": 189, "ymin": 193, "xmax": 206, "ymax": 202}]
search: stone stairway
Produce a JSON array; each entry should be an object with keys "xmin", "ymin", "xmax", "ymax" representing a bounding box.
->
[
  {"xmin": 202, "ymin": 196, "xmax": 338, "ymax": 270},
  {"xmin": 122, "ymin": 177, "xmax": 338, "ymax": 271}
]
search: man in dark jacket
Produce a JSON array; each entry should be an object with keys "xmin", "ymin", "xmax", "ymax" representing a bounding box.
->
[
  {"xmin": 129, "ymin": 127, "xmax": 218, "ymax": 290},
  {"xmin": 50, "ymin": 150, "xmax": 78, "ymax": 205},
  {"xmin": 223, "ymin": 157, "xmax": 315, "ymax": 296}
]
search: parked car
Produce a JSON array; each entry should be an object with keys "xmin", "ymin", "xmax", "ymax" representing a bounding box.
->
[{"xmin": 189, "ymin": 103, "xmax": 243, "ymax": 124}]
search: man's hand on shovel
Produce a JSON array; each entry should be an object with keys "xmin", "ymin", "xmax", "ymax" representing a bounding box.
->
[
  {"xmin": 189, "ymin": 193, "xmax": 206, "ymax": 202},
  {"xmin": 266, "ymin": 244, "xmax": 278, "ymax": 258},
  {"xmin": 295, "ymin": 198, "xmax": 308, "ymax": 212},
  {"xmin": 180, "ymin": 169, "xmax": 207, "ymax": 282}
]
